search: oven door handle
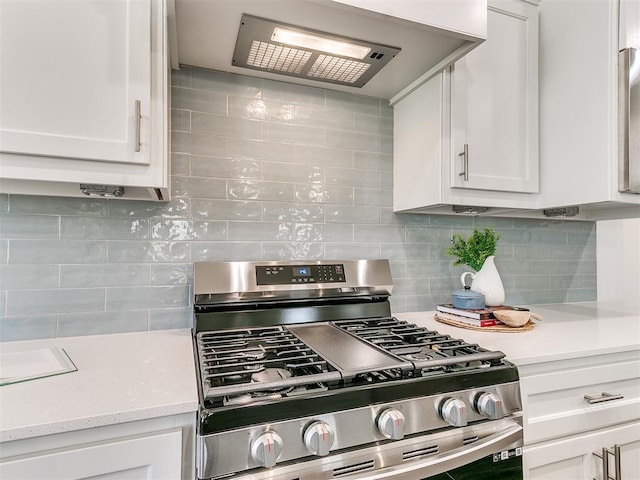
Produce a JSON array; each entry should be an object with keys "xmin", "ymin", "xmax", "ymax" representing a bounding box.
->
[{"xmin": 344, "ymin": 423, "xmax": 523, "ymax": 480}]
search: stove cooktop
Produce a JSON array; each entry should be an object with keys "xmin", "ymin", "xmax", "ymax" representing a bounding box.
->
[{"xmin": 196, "ymin": 317, "xmax": 510, "ymax": 410}]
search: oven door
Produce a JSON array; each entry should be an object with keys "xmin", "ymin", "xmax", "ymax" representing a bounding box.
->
[{"xmin": 232, "ymin": 417, "xmax": 523, "ymax": 480}]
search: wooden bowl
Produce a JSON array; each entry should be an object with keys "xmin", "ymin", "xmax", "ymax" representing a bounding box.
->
[{"xmin": 493, "ymin": 310, "xmax": 538, "ymax": 327}]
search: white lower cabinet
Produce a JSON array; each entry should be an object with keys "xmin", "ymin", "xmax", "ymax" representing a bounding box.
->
[
  {"xmin": 525, "ymin": 421, "xmax": 640, "ymax": 479},
  {"xmin": 0, "ymin": 414, "xmax": 195, "ymax": 480},
  {"xmin": 520, "ymin": 350, "xmax": 640, "ymax": 479},
  {"xmin": 0, "ymin": 429, "xmax": 182, "ymax": 480}
]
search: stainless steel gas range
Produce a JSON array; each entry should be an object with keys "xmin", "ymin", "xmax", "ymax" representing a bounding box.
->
[{"xmin": 193, "ymin": 260, "xmax": 523, "ymax": 480}]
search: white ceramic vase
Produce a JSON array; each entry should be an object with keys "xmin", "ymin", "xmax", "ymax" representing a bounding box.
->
[{"xmin": 460, "ymin": 255, "xmax": 505, "ymax": 306}]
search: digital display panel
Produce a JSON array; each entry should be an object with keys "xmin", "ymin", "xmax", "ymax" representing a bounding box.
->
[
  {"xmin": 293, "ymin": 266, "xmax": 311, "ymax": 277},
  {"xmin": 255, "ymin": 264, "xmax": 345, "ymax": 285}
]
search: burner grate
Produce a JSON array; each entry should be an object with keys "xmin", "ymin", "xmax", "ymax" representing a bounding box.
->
[
  {"xmin": 196, "ymin": 326, "xmax": 342, "ymax": 405},
  {"xmin": 333, "ymin": 318, "xmax": 506, "ymax": 373},
  {"xmin": 199, "ymin": 327, "xmax": 333, "ymax": 383}
]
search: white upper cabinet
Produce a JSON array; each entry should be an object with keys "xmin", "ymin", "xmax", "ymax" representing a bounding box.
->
[
  {"xmin": 328, "ymin": 0, "xmax": 487, "ymax": 39},
  {"xmin": 450, "ymin": 0, "xmax": 538, "ymax": 193},
  {"xmin": 0, "ymin": 0, "xmax": 150, "ymax": 165},
  {"xmin": 537, "ymin": 0, "xmax": 640, "ymax": 214},
  {"xmin": 393, "ymin": 0, "xmax": 539, "ymax": 215},
  {"xmin": 0, "ymin": 0, "xmax": 169, "ymax": 202}
]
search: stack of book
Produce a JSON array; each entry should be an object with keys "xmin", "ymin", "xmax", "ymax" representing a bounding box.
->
[{"xmin": 435, "ymin": 304, "xmax": 529, "ymax": 328}]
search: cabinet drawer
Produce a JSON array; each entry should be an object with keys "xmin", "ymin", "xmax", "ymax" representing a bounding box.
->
[
  {"xmin": 521, "ymin": 353, "xmax": 640, "ymax": 444},
  {"xmin": 0, "ymin": 429, "xmax": 182, "ymax": 479}
]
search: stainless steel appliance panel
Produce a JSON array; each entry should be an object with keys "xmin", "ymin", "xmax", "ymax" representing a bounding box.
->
[
  {"xmin": 194, "ymin": 259, "xmax": 393, "ymax": 295},
  {"xmin": 196, "ymin": 382, "xmax": 522, "ymax": 479},
  {"xmin": 228, "ymin": 417, "xmax": 523, "ymax": 480}
]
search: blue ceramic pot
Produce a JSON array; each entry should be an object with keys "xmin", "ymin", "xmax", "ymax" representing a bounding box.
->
[{"xmin": 451, "ymin": 287, "xmax": 485, "ymax": 310}]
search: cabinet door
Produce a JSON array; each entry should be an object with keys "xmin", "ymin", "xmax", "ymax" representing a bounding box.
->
[
  {"xmin": 524, "ymin": 421, "xmax": 640, "ymax": 480},
  {"xmin": 450, "ymin": 0, "xmax": 538, "ymax": 193},
  {"xmin": 0, "ymin": 429, "xmax": 182, "ymax": 480},
  {"xmin": 0, "ymin": 0, "xmax": 151, "ymax": 165}
]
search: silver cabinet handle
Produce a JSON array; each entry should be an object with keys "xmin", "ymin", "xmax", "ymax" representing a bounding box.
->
[
  {"xmin": 618, "ymin": 47, "xmax": 639, "ymax": 193},
  {"xmin": 584, "ymin": 392, "xmax": 624, "ymax": 404},
  {"xmin": 458, "ymin": 144, "xmax": 469, "ymax": 181},
  {"xmin": 134, "ymin": 100, "xmax": 141, "ymax": 152},
  {"xmin": 593, "ymin": 444, "xmax": 622, "ymax": 480},
  {"xmin": 614, "ymin": 444, "xmax": 622, "ymax": 480},
  {"xmin": 593, "ymin": 447, "xmax": 609, "ymax": 480}
]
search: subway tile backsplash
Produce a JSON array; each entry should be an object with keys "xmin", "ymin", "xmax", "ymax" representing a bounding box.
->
[{"xmin": 0, "ymin": 67, "xmax": 597, "ymax": 341}]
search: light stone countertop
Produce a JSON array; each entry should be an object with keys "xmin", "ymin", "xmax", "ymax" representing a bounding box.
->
[
  {"xmin": 1, "ymin": 302, "xmax": 638, "ymax": 444},
  {"xmin": 0, "ymin": 329, "xmax": 198, "ymax": 443},
  {"xmin": 397, "ymin": 301, "xmax": 640, "ymax": 366}
]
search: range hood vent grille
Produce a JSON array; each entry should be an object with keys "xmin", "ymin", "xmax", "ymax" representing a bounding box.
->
[
  {"xmin": 247, "ymin": 41, "xmax": 311, "ymax": 74},
  {"xmin": 233, "ymin": 14, "xmax": 400, "ymax": 88},
  {"xmin": 308, "ymin": 55, "xmax": 370, "ymax": 84}
]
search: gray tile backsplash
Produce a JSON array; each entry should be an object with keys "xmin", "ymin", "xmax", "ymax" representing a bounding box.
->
[{"xmin": 0, "ymin": 67, "xmax": 597, "ymax": 340}]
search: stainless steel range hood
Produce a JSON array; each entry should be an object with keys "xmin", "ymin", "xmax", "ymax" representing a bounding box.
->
[
  {"xmin": 232, "ymin": 14, "xmax": 401, "ymax": 89},
  {"xmin": 171, "ymin": 0, "xmax": 487, "ymax": 103}
]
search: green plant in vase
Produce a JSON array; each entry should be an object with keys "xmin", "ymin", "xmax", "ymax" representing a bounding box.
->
[
  {"xmin": 446, "ymin": 227, "xmax": 500, "ymax": 271},
  {"xmin": 446, "ymin": 227, "xmax": 505, "ymax": 306}
]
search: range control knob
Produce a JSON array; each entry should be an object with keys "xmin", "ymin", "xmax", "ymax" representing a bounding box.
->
[
  {"xmin": 439, "ymin": 398, "xmax": 468, "ymax": 427},
  {"xmin": 250, "ymin": 431, "xmax": 283, "ymax": 468},
  {"xmin": 303, "ymin": 421, "xmax": 335, "ymax": 456},
  {"xmin": 475, "ymin": 392, "xmax": 504, "ymax": 420},
  {"xmin": 377, "ymin": 408, "xmax": 406, "ymax": 440}
]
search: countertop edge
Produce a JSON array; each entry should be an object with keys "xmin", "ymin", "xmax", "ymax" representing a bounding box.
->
[
  {"xmin": 0, "ymin": 400, "xmax": 200, "ymax": 443},
  {"xmin": 511, "ymin": 344, "xmax": 640, "ymax": 366}
]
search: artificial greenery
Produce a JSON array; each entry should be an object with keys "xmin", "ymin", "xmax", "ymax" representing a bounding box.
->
[{"xmin": 446, "ymin": 227, "xmax": 500, "ymax": 272}]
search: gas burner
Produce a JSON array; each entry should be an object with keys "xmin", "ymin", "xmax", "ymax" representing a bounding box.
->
[
  {"xmin": 405, "ymin": 347, "xmax": 438, "ymax": 361},
  {"xmin": 224, "ymin": 391, "xmax": 286, "ymax": 406},
  {"xmin": 251, "ymin": 368, "xmax": 292, "ymax": 383},
  {"xmin": 242, "ymin": 349, "xmax": 267, "ymax": 361}
]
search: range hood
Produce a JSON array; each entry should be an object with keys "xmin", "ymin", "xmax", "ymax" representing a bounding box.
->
[
  {"xmin": 171, "ymin": 0, "xmax": 487, "ymax": 103},
  {"xmin": 232, "ymin": 14, "xmax": 401, "ymax": 89}
]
